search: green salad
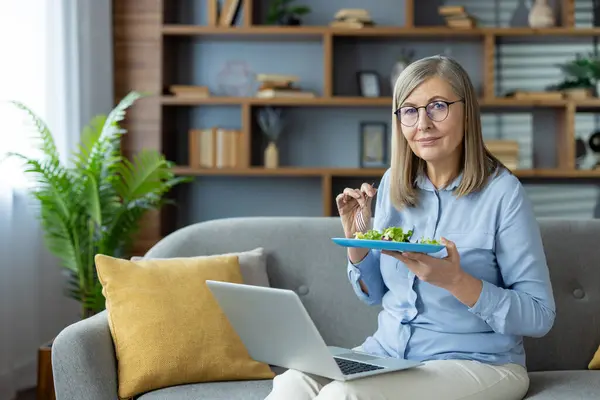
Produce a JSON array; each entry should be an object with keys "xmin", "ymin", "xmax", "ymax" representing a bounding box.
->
[{"xmin": 354, "ymin": 227, "xmax": 440, "ymax": 245}]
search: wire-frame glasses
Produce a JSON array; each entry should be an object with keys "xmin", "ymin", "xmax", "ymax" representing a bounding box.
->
[{"xmin": 394, "ymin": 99, "xmax": 464, "ymax": 127}]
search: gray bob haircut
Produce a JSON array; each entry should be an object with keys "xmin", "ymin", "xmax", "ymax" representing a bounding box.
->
[{"xmin": 389, "ymin": 55, "xmax": 505, "ymax": 209}]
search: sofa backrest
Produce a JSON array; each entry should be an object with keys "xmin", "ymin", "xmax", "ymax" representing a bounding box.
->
[
  {"xmin": 523, "ymin": 218, "xmax": 600, "ymax": 371},
  {"xmin": 145, "ymin": 216, "xmax": 600, "ymax": 372}
]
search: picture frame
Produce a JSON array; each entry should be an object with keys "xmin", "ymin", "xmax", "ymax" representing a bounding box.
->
[
  {"xmin": 359, "ymin": 122, "xmax": 388, "ymax": 168},
  {"xmin": 357, "ymin": 71, "xmax": 380, "ymax": 97}
]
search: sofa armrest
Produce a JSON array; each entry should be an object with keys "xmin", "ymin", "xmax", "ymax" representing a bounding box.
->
[{"xmin": 51, "ymin": 310, "xmax": 118, "ymax": 400}]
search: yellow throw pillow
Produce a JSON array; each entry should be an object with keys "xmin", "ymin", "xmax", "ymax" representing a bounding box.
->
[
  {"xmin": 95, "ymin": 254, "xmax": 275, "ymax": 399},
  {"xmin": 589, "ymin": 345, "xmax": 600, "ymax": 369}
]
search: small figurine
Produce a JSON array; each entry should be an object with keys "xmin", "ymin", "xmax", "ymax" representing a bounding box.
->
[{"xmin": 589, "ymin": 130, "xmax": 600, "ymax": 169}]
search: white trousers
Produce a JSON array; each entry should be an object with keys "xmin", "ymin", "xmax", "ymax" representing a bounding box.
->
[{"xmin": 264, "ymin": 359, "xmax": 529, "ymax": 400}]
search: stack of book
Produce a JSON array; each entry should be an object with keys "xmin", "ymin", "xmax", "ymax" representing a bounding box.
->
[
  {"xmin": 485, "ymin": 140, "xmax": 520, "ymax": 170},
  {"xmin": 330, "ymin": 8, "xmax": 374, "ymax": 29},
  {"xmin": 255, "ymin": 74, "xmax": 315, "ymax": 98},
  {"xmin": 438, "ymin": 5, "xmax": 477, "ymax": 29},
  {"xmin": 189, "ymin": 127, "xmax": 243, "ymax": 169}
]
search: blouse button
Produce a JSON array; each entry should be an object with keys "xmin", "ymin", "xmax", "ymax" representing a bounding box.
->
[
  {"xmin": 573, "ymin": 288, "xmax": 584, "ymax": 299},
  {"xmin": 298, "ymin": 285, "xmax": 309, "ymax": 296}
]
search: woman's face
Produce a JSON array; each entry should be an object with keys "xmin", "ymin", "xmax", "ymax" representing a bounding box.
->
[{"xmin": 397, "ymin": 76, "xmax": 465, "ymax": 165}]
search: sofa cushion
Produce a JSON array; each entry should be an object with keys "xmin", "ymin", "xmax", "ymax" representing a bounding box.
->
[
  {"xmin": 588, "ymin": 345, "xmax": 600, "ymax": 369},
  {"xmin": 137, "ymin": 380, "xmax": 273, "ymax": 400},
  {"xmin": 131, "ymin": 247, "xmax": 270, "ymax": 287},
  {"xmin": 136, "ymin": 370, "xmax": 600, "ymax": 400},
  {"xmin": 95, "ymin": 254, "xmax": 274, "ymax": 399},
  {"xmin": 524, "ymin": 370, "xmax": 600, "ymax": 399}
]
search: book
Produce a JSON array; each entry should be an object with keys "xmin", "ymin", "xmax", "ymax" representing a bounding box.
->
[
  {"xmin": 256, "ymin": 89, "xmax": 315, "ymax": 98},
  {"xmin": 189, "ymin": 128, "xmax": 214, "ymax": 168},
  {"xmin": 334, "ymin": 8, "xmax": 371, "ymax": 20},
  {"xmin": 217, "ymin": 129, "xmax": 242, "ymax": 168},
  {"xmin": 331, "ymin": 8, "xmax": 374, "ymax": 28},
  {"xmin": 330, "ymin": 20, "xmax": 373, "ymax": 29},
  {"xmin": 438, "ymin": 5, "xmax": 477, "ymax": 29},
  {"xmin": 438, "ymin": 5, "xmax": 465, "ymax": 16},
  {"xmin": 485, "ymin": 140, "xmax": 519, "ymax": 154},
  {"xmin": 256, "ymin": 74, "xmax": 300, "ymax": 83},
  {"xmin": 258, "ymin": 82, "xmax": 296, "ymax": 91},
  {"xmin": 219, "ymin": 0, "xmax": 242, "ymax": 26},
  {"xmin": 446, "ymin": 17, "xmax": 476, "ymax": 29},
  {"xmin": 170, "ymin": 85, "xmax": 210, "ymax": 98},
  {"xmin": 207, "ymin": 0, "xmax": 218, "ymax": 26},
  {"xmin": 485, "ymin": 140, "xmax": 520, "ymax": 170}
]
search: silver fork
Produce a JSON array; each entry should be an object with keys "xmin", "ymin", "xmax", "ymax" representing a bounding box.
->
[{"xmin": 355, "ymin": 182, "xmax": 377, "ymax": 233}]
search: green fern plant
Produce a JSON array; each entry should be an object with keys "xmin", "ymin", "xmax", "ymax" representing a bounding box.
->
[{"xmin": 4, "ymin": 91, "xmax": 189, "ymax": 318}]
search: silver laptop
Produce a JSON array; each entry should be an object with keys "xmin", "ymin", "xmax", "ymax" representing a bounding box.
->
[{"xmin": 206, "ymin": 280, "xmax": 423, "ymax": 381}]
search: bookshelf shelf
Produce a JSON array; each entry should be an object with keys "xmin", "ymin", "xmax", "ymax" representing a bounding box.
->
[
  {"xmin": 161, "ymin": 96, "xmax": 252, "ymax": 105},
  {"xmin": 487, "ymin": 27, "xmax": 600, "ymax": 36},
  {"xmin": 513, "ymin": 169, "xmax": 600, "ymax": 178},
  {"xmin": 161, "ymin": 25, "xmax": 326, "ymax": 36},
  {"xmin": 479, "ymin": 98, "xmax": 568, "ymax": 107},
  {"xmin": 161, "ymin": 25, "xmax": 600, "ymax": 38},
  {"xmin": 161, "ymin": 95, "xmax": 593, "ymax": 109},
  {"xmin": 574, "ymin": 99, "xmax": 600, "ymax": 110},
  {"xmin": 172, "ymin": 166, "xmax": 600, "ymax": 179},
  {"xmin": 114, "ymin": 0, "xmax": 600, "ymax": 255},
  {"xmin": 172, "ymin": 166, "xmax": 386, "ymax": 177},
  {"xmin": 160, "ymin": 96, "xmax": 393, "ymax": 107}
]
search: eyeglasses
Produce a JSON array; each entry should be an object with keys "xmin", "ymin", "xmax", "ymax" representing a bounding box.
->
[{"xmin": 393, "ymin": 99, "xmax": 464, "ymax": 127}]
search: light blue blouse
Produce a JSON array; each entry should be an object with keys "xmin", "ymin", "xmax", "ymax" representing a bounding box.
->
[{"xmin": 347, "ymin": 167, "xmax": 556, "ymax": 368}]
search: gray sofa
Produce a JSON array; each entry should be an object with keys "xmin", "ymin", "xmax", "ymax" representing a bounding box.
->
[{"xmin": 52, "ymin": 217, "xmax": 600, "ymax": 399}]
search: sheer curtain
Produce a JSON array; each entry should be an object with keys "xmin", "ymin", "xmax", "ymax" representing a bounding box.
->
[{"xmin": 0, "ymin": 1, "xmax": 112, "ymax": 398}]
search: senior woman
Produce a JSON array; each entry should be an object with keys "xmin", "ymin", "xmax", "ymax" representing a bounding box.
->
[{"xmin": 265, "ymin": 55, "xmax": 556, "ymax": 400}]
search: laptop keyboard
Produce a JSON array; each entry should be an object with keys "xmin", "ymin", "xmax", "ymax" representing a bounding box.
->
[{"xmin": 334, "ymin": 357, "xmax": 385, "ymax": 375}]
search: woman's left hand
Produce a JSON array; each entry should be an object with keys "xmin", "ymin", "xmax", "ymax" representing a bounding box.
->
[
  {"xmin": 382, "ymin": 237, "xmax": 483, "ymax": 306},
  {"xmin": 381, "ymin": 238, "xmax": 476, "ymax": 291},
  {"xmin": 381, "ymin": 237, "xmax": 464, "ymax": 290}
]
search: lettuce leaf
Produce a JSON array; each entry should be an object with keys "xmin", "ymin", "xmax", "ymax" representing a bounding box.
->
[
  {"xmin": 382, "ymin": 227, "xmax": 413, "ymax": 242},
  {"xmin": 354, "ymin": 229, "xmax": 382, "ymax": 240},
  {"xmin": 354, "ymin": 226, "xmax": 441, "ymax": 244}
]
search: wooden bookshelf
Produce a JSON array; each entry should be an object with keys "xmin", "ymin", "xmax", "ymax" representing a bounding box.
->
[
  {"xmin": 172, "ymin": 166, "xmax": 386, "ymax": 177},
  {"xmin": 114, "ymin": 0, "xmax": 600, "ymax": 255}
]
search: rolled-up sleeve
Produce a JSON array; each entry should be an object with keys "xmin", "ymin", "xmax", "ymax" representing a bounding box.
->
[
  {"xmin": 347, "ymin": 250, "xmax": 385, "ymax": 305},
  {"xmin": 346, "ymin": 170, "xmax": 390, "ymax": 306},
  {"xmin": 468, "ymin": 182, "xmax": 556, "ymax": 337}
]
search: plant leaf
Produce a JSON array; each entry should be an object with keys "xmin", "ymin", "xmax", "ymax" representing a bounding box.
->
[
  {"xmin": 9, "ymin": 101, "xmax": 61, "ymax": 168},
  {"xmin": 72, "ymin": 115, "xmax": 107, "ymax": 172},
  {"xmin": 7, "ymin": 91, "xmax": 188, "ymax": 318},
  {"xmin": 83, "ymin": 170, "xmax": 102, "ymax": 229}
]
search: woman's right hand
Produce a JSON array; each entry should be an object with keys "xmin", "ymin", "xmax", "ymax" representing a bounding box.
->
[{"xmin": 335, "ymin": 182, "xmax": 377, "ymax": 239}]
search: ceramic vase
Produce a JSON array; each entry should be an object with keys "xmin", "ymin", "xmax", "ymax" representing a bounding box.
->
[
  {"xmin": 528, "ymin": 0, "xmax": 555, "ymax": 28},
  {"xmin": 390, "ymin": 61, "xmax": 408, "ymax": 92},
  {"xmin": 264, "ymin": 142, "xmax": 279, "ymax": 168},
  {"xmin": 217, "ymin": 60, "xmax": 254, "ymax": 97}
]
